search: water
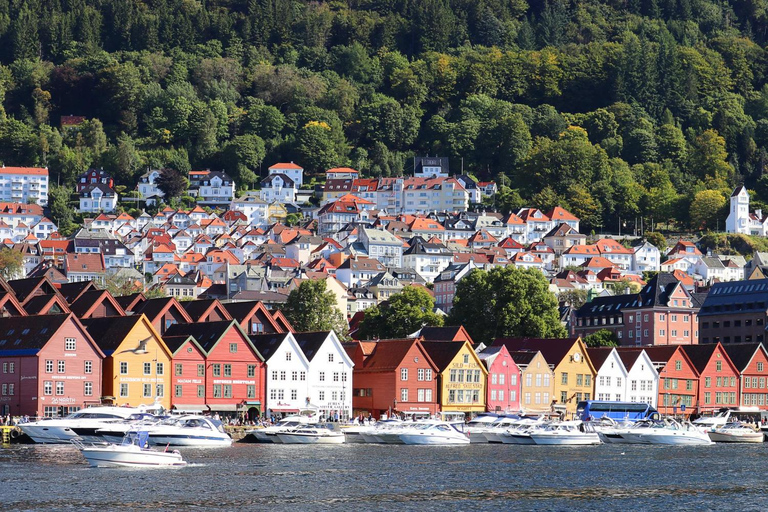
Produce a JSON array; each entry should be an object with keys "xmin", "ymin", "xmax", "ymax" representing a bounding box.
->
[{"xmin": 2, "ymin": 443, "xmax": 768, "ymax": 511}]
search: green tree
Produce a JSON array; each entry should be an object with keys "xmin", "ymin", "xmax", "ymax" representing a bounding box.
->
[
  {"xmin": 357, "ymin": 286, "xmax": 443, "ymax": 340},
  {"xmin": 48, "ymin": 184, "xmax": 76, "ymax": 235},
  {"xmin": 690, "ymin": 189, "xmax": 727, "ymax": 231},
  {"xmin": 155, "ymin": 167, "xmax": 188, "ymax": 201},
  {"xmin": 221, "ymin": 134, "xmax": 266, "ymax": 187},
  {"xmin": 584, "ymin": 329, "xmax": 619, "ymax": 347},
  {"xmin": 0, "ymin": 247, "xmax": 24, "ymax": 280},
  {"xmin": 282, "ymin": 279, "xmax": 348, "ymax": 338},
  {"xmin": 558, "ymin": 289, "xmax": 588, "ymax": 308},
  {"xmin": 644, "ymin": 232, "xmax": 667, "ymax": 252},
  {"xmin": 448, "ymin": 266, "xmax": 567, "ymax": 345}
]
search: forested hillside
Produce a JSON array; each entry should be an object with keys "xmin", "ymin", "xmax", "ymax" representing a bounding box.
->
[{"xmin": 1, "ymin": 0, "xmax": 767, "ymax": 231}]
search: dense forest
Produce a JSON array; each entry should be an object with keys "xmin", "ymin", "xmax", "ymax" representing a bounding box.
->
[{"xmin": 1, "ymin": 0, "xmax": 768, "ymax": 231}]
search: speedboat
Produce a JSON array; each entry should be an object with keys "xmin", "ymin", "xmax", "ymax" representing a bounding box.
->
[
  {"xmin": 398, "ymin": 421, "xmax": 470, "ymax": 445},
  {"xmin": 19, "ymin": 406, "xmax": 160, "ymax": 444},
  {"xmin": 120, "ymin": 415, "xmax": 233, "ymax": 447},
  {"xmin": 623, "ymin": 419, "xmax": 712, "ymax": 445},
  {"xmin": 91, "ymin": 413, "xmax": 167, "ymax": 444},
  {"xmin": 244, "ymin": 409, "xmax": 321, "ymax": 443},
  {"xmin": 359, "ymin": 419, "xmax": 404, "ymax": 444},
  {"xmin": 707, "ymin": 422, "xmax": 764, "ymax": 443},
  {"xmin": 276, "ymin": 425, "xmax": 345, "ymax": 444},
  {"xmin": 499, "ymin": 419, "xmax": 546, "ymax": 445},
  {"xmin": 529, "ymin": 421, "xmax": 602, "ymax": 446},
  {"xmin": 465, "ymin": 413, "xmax": 502, "ymax": 443},
  {"xmin": 72, "ymin": 431, "xmax": 186, "ymax": 468}
]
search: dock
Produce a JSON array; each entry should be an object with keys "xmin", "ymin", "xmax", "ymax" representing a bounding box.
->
[{"xmin": 224, "ymin": 426, "xmax": 251, "ymax": 441}]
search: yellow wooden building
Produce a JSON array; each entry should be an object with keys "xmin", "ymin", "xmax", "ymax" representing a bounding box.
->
[
  {"xmin": 511, "ymin": 350, "xmax": 555, "ymax": 414},
  {"xmin": 496, "ymin": 337, "xmax": 596, "ymax": 417},
  {"xmin": 267, "ymin": 201, "xmax": 288, "ymax": 225},
  {"xmin": 81, "ymin": 314, "xmax": 173, "ymax": 409},
  {"xmin": 422, "ymin": 340, "xmax": 488, "ymax": 414}
]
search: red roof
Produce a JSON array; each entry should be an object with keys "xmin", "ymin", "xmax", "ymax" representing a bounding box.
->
[
  {"xmin": 269, "ymin": 162, "xmax": 303, "ymax": 170},
  {"xmin": 0, "ymin": 167, "xmax": 48, "ymax": 176}
]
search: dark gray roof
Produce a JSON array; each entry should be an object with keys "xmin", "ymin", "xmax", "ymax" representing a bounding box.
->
[
  {"xmin": 249, "ymin": 333, "xmax": 291, "ymax": 361},
  {"xmin": 293, "ymin": 332, "xmax": 331, "ymax": 361},
  {"xmin": 0, "ymin": 314, "xmax": 71, "ymax": 356},
  {"xmin": 699, "ymin": 279, "xmax": 768, "ymax": 317}
]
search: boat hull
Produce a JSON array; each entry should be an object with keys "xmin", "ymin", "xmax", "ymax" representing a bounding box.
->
[
  {"xmin": 637, "ymin": 434, "xmax": 712, "ymax": 445},
  {"xmin": 276, "ymin": 434, "xmax": 345, "ymax": 444},
  {"xmin": 80, "ymin": 447, "xmax": 186, "ymax": 468},
  {"xmin": 707, "ymin": 431, "xmax": 764, "ymax": 443},
  {"xmin": 530, "ymin": 434, "xmax": 602, "ymax": 446},
  {"xmin": 398, "ymin": 434, "xmax": 469, "ymax": 445},
  {"xmin": 144, "ymin": 434, "xmax": 232, "ymax": 447},
  {"xmin": 500, "ymin": 433, "xmax": 535, "ymax": 445}
]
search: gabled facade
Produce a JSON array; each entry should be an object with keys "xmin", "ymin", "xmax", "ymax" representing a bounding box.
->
[
  {"xmin": 495, "ymin": 337, "xmax": 595, "ymax": 416},
  {"xmin": 0, "ymin": 314, "xmax": 103, "ymax": 417},
  {"xmin": 617, "ymin": 349, "xmax": 659, "ymax": 407},
  {"xmin": 165, "ymin": 320, "xmax": 266, "ymax": 415},
  {"xmin": 163, "ymin": 334, "xmax": 206, "ymax": 411},
  {"xmin": 422, "ymin": 340, "xmax": 487, "ymax": 414},
  {"xmin": 249, "ymin": 332, "xmax": 310, "ymax": 416},
  {"xmin": 349, "ymin": 338, "xmax": 439, "ymax": 419},
  {"xmin": 81, "ymin": 314, "xmax": 173, "ymax": 409},
  {"xmin": 478, "ymin": 345, "xmax": 521, "ymax": 413},
  {"xmin": 587, "ymin": 347, "xmax": 628, "ymax": 402},
  {"xmin": 721, "ymin": 343, "xmax": 768, "ymax": 410},
  {"xmin": 511, "ymin": 350, "xmax": 554, "ymax": 413},
  {"xmin": 681, "ymin": 343, "xmax": 739, "ymax": 415},
  {"xmin": 294, "ymin": 331, "xmax": 354, "ymax": 421}
]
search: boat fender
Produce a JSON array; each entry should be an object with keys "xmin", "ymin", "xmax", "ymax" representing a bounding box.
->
[{"xmin": 10, "ymin": 429, "xmax": 20, "ymax": 439}]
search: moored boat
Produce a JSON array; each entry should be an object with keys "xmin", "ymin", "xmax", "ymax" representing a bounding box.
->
[
  {"xmin": 528, "ymin": 421, "xmax": 602, "ymax": 446},
  {"xmin": 707, "ymin": 422, "xmax": 764, "ymax": 443},
  {"xmin": 20, "ymin": 406, "xmax": 162, "ymax": 444},
  {"xmin": 110, "ymin": 415, "xmax": 233, "ymax": 447},
  {"xmin": 72, "ymin": 431, "xmax": 187, "ymax": 468},
  {"xmin": 398, "ymin": 421, "xmax": 470, "ymax": 445},
  {"xmin": 276, "ymin": 425, "xmax": 345, "ymax": 444}
]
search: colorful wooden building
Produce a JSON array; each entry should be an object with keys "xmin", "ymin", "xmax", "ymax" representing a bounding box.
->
[
  {"xmin": 0, "ymin": 314, "xmax": 103, "ymax": 417},
  {"xmin": 165, "ymin": 320, "xmax": 265, "ymax": 417},
  {"xmin": 163, "ymin": 334, "xmax": 207, "ymax": 412},
  {"xmin": 495, "ymin": 337, "xmax": 596, "ymax": 416},
  {"xmin": 422, "ymin": 340, "xmax": 487, "ymax": 415},
  {"xmin": 681, "ymin": 343, "xmax": 740, "ymax": 415},
  {"xmin": 478, "ymin": 345, "xmax": 521, "ymax": 413},
  {"xmin": 81, "ymin": 314, "xmax": 173, "ymax": 409},
  {"xmin": 642, "ymin": 346, "xmax": 698, "ymax": 416},
  {"xmin": 348, "ymin": 338, "xmax": 439, "ymax": 419},
  {"xmin": 511, "ymin": 350, "xmax": 554, "ymax": 414},
  {"xmin": 722, "ymin": 343, "xmax": 768, "ymax": 409}
]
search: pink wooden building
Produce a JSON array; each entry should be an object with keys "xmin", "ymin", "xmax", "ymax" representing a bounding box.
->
[{"xmin": 478, "ymin": 345, "xmax": 521, "ymax": 413}]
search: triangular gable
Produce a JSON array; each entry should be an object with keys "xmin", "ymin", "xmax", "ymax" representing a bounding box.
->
[
  {"xmin": 271, "ymin": 310, "xmax": 294, "ymax": 333},
  {"xmin": 70, "ymin": 290, "xmax": 126, "ymax": 319},
  {"xmin": 23, "ymin": 293, "xmax": 71, "ymax": 315},
  {"xmin": 0, "ymin": 292, "xmax": 27, "ymax": 316}
]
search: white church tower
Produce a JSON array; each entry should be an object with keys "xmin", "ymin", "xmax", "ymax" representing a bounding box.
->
[{"xmin": 726, "ymin": 185, "xmax": 750, "ymax": 234}]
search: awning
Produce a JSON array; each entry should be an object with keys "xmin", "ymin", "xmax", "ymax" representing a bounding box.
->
[
  {"xmin": 205, "ymin": 404, "xmax": 239, "ymax": 412},
  {"xmin": 245, "ymin": 401, "xmax": 261, "ymax": 405},
  {"xmin": 268, "ymin": 407, "xmax": 299, "ymax": 413},
  {"xmin": 171, "ymin": 404, "xmax": 205, "ymax": 412}
]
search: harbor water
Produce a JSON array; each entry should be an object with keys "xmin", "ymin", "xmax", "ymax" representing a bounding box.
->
[{"xmin": 2, "ymin": 443, "xmax": 768, "ymax": 511}]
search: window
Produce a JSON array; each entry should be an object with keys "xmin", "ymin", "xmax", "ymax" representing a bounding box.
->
[
  {"xmin": 333, "ymin": 372, "xmax": 339, "ymax": 382},
  {"xmin": 585, "ymin": 375, "xmax": 591, "ymax": 387},
  {"xmin": 576, "ymin": 374, "xmax": 583, "ymax": 386},
  {"xmin": 197, "ymin": 364, "xmax": 205, "ymax": 377},
  {"xmin": 328, "ymin": 354, "xmax": 334, "ymax": 363},
  {"xmin": 300, "ymin": 371, "xmax": 306, "ymax": 381},
  {"xmin": 156, "ymin": 384, "xmax": 164, "ymax": 397},
  {"xmin": 248, "ymin": 365, "xmax": 257, "ymax": 378},
  {"xmin": 156, "ymin": 362, "xmax": 164, "ymax": 375},
  {"xmin": 44, "ymin": 381, "xmax": 52, "ymax": 395},
  {"xmin": 143, "ymin": 384, "xmax": 152, "ymax": 397},
  {"xmin": 418, "ymin": 369, "xmax": 425, "ymax": 381},
  {"xmin": 675, "ymin": 360, "xmax": 682, "ymax": 371},
  {"xmin": 425, "ymin": 369, "xmax": 432, "ymax": 381},
  {"xmin": 65, "ymin": 338, "xmax": 76, "ymax": 351},
  {"xmin": 319, "ymin": 391, "xmax": 325, "ymax": 401},
  {"xmin": 120, "ymin": 383, "xmax": 128, "ymax": 397},
  {"xmin": 213, "ymin": 385, "xmax": 222, "ymax": 398},
  {"xmin": 144, "ymin": 362, "xmax": 151, "ymax": 375},
  {"xmin": 56, "ymin": 381, "xmax": 64, "ymax": 395},
  {"xmin": 229, "ymin": 343, "xmax": 238, "ymax": 353},
  {"xmin": 84, "ymin": 361, "xmax": 92, "ymax": 374},
  {"xmin": 224, "ymin": 364, "xmax": 232, "ymax": 377},
  {"xmin": 58, "ymin": 360, "xmax": 65, "ymax": 373},
  {"xmin": 463, "ymin": 354, "xmax": 470, "ymax": 364},
  {"xmin": 223, "ymin": 385, "xmax": 232, "ymax": 398},
  {"xmin": 247, "ymin": 385, "xmax": 256, "ymax": 399},
  {"xmin": 83, "ymin": 382, "xmax": 92, "ymax": 396},
  {"xmin": 758, "ymin": 362, "xmax": 765, "ymax": 372},
  {"xmin": 212, "ymin": 364, "xmax": 221, "ymax": 377},
  {"xmin": 705, "ymin": 377, "xmax": 711, "ymax": 388},
  {"xmin": 499, "ymin": 374, "xmax": 505, "ymax": 385},
  {"xmin": 401, "ymin": 388, "xmax": 408, "ymax": 401},
  {"xmin": 198, "ymin": 385, "xmax": 204, "ymax": 398},
  {"xmin": 319, "ymin": 372, "xmax": 325, "ymax": 382},
  {"xmin": 175, "ymin": 363, "xmax": 183, "ymax": 376},
  {"xmin": 561, "ymin": 373, "xmax": 568, "ymax": 385},
  {"xmin": 716, "ymin": 361, "xmax": 722, "ymax": 372}
]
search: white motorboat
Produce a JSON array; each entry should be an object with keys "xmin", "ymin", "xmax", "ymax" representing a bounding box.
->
[
  {"xmin": 340, "ymin": 423, "xmax": 376, "ymax": 443},
  {"xmin": 119, "ymin": 415, "xmax": 233, "ymax": 447},
  {"xmin": 622, "ymin": 419, "xmax": 712, "ymax": 445},
  {"xmin": 72, "ymin": 431, "xmax": 187, "ymax": 468},
  {"xmin": 465, "ymin": 413, "xmax": 502, "ymax": 443},
  {"xmin": 529, "ymin": 421, "xmax": 602, "ymax": 446},
  {"xmin": 276, "ymin": 425, "xmax": 345, "ymax": 444},
  {"xmin": 245, "ymin": 409, "xmax": 321, "ymax": 443},
  {"xmin": 399, "ymin": 422, "xmax": 470, "ymax": 445},
  {"xmin": 707, "ymin": 422, "xmax": 764, "ymax": 443},
  {"xmin": 694, "ymin": 407, "xmax": 761, "ymax": 429},
  {"xmin": 358, "ymin": 419, "xmax": 404, "ymax": 444},
  {"xmin": 19, "ymin": 406, "xmax": 161, "ymax": 444}
]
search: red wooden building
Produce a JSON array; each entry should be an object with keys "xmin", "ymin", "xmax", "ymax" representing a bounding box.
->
[
  {"xmin": 0, "ymin": 314, "xmax": 103, "ymax": 418},
  {"xmin": 681, "ymin": 343, "xmax": 740, "ymax": 414},
  {"xmin": 164, "ymin": 320, "xmax": 265, "ymax": 419},
  {"xmin": 478, "ymin": 345, "xmax": 521, "ymax": 413},
  {"xmin": 348, "ymin": 338, "xmax": 439, "ymax": 419},
  {"xmin": 163, "ymin": 334, "xmax": 207, "ymax": 412},
  {"xmin": 643, "ymin": 346, "xmax": 699, "ymax": 416},
  {"xmin": 722, "ymin": 343, "xmax": 768, "ymax": 409}
]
